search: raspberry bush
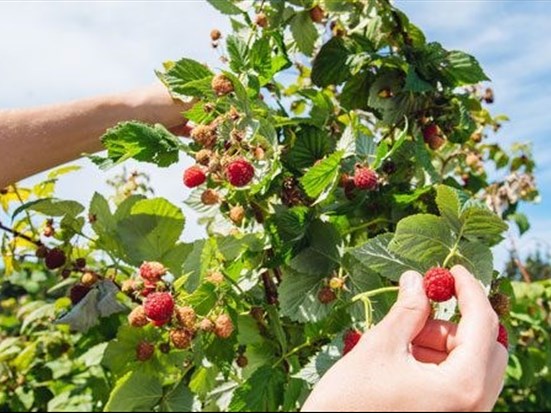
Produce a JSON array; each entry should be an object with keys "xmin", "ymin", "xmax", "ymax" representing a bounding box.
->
[{"xmin": 0, "ymin": 0, "xmax": 541, "ymax": 411}]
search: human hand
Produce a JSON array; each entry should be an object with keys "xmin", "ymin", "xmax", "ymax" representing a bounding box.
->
[{"xmin": 302, "ymin": 265, "xmax": 508, "ymax": 412}]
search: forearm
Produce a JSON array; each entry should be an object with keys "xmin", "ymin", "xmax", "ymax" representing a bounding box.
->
[{"xmin": 0, "ymin": 84, "xmax": 189, "ymax": 188}]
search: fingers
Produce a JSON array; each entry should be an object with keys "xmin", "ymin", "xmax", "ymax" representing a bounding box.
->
[
  {"xmin": 485, "ymin": 344, "xmax": 509, "ymax": 408},
  {"xmin": 375, "ymin": 271, "xmax": 431, "ymax": 350},
  {"xmin": 411, "ymin": 345, "xmax": 448, "ymax": 365},
  {"xmin": 443, "ymin": 265, "xmax": 499, "ymax": 370},
  {"xmin": 413, "ymin": 319, "xmax": 458, "ymax": 352}
]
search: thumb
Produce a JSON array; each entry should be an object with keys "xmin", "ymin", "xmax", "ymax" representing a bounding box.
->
[{"xmin": 376, "ymin": 271, "xmax": 431, "ymax": 350}]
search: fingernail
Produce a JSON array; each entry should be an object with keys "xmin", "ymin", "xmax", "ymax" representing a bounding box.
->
[{"xmin": 400, "ymin": 271, "xmax": 421, "ymax": 292}]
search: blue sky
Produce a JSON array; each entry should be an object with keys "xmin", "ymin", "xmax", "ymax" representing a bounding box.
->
[{"xmin": 0, "ymin": 1, "xmax": 549, "ymax": 270}]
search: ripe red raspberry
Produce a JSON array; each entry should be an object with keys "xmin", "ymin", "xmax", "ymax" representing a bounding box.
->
[
  {"xmin": 318, "ymin": 287, "xmax": 336, "ymax": 304},
  {"xmin": 214, "ymin": 314, "xmax": 234, "ymax": 339},
  {"xmin": 69, "ymin": 283, "xmax": 91, "ymax": 305},
  {"xmin": 139, "ymin": 261, "xmax": 167, "ymax": 283},
  {"xmin": 343, "ymin": 330, "xmax": 362, "ymax": 355},
  {"xmin": 183, "ymin": 165, "xmax": 207, "ymax": 188},
  {"xmin": 144, "ymin": 292, "xmax": 175, "ymax": 326},
  {"xmin": 136, "ymin": 341, "xmax": 155, "ymax": 361},
  {"xmin": 170, "ymin": 328, "xmax": 194, "ymax": 349},
  {"xmin": 45, "ymin": 248, "xmax": 66, "ymax": 270},
  {"xmin": 225, "ymin": 158, "xmax": 254, "ymax": 187},
  {"xmin": 175, "ymin": 306, "xmax": 197, "ymax": 330},
  {"xmin": 354, "ymin": 166, "xmax": 378, "ymax": 190},
  {"xmin": 211, "ymin": 74, "xmax": 234, "ymax": 96},
  {"xmin": 128, "ymin": 306, "xmax": 149, "ymax": 327},
  {"xmin": 497, "ymin": 323, "xmax": 508, "ymax": 349},
  {"xmin": 424, "ymin": 267, "xmax": 455, "ymax": 302},
  {"xmin": 309, "ymin": 5, "xmax": 325, "ymax": 23},
  {"xmin": 423, "ymin": 124, "xmax": 445, "ymax": 150}
]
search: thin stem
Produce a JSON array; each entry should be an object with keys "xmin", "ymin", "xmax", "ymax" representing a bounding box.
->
[
  {"xmin": 273, "ymin": 340, "xmax": 312, "ymax": 367},
  {"xmin": 345, "ymin": 217, "xmax": 392, "ymax": 235},
  {"xmin": 0, "ymin": 220, "xmax": 42, "ymax": 247},
  {"xmin": 352, "ymin": 286, "xmax": 399, "ymax": 302},
  {"xmin": 11, "ymin": 184, "xmax": 39, "ymax": 236}
]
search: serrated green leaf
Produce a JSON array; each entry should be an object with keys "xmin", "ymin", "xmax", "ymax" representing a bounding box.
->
[
  {"xmin": 227, "ymin": 34, "xmax": 248, "ymax": 73},
  {"xmin": 279, "ymin": 267, "xmax": 333, "ymax": 323},
  {"xmin": 288, "ymin": 126, "xmax": 331, "ymax": 169},
  {"xmin": 450, "ymin": 241, "xmax": 493, "ymax": 286},
  {"xmin": 311, "ymin": 37, "xmax": 352, "ymax": 87},
  {"xmin": 274, "ymin": 206, "xmax": 311, "ymax": 242},
  {"xmin": 229, "ymin": 365, "xmax": 285, "ymax": 412},
  {"xmin": 117, "ymin": 198, "xmax": 185, "ymax": 265},
  {"xmin": 206, "ymin": 0, "xmax": 243, "ymax": 15},
  {"xmin": 340, "ymin": 71, "xmax": 372, "ymax": 111},
  {"xmin": 294, "ymin": 340, "xmax": 341, "ymax": 385},
  {"xmin": 443, "ymin": 50, "xmax": 490, "ymax": 86},
  {"xmin": 290, "ymin": 10, "xmax": 318, "ymax": 56},
  {"xmin": 404, "ymin": 66, "xmax": 433, "ymax": 92},
  {"xmin": 161, "ymin": 380, "xmax": 200, "ymax": 412},
  {"xmin": 157, "ymin": 58, "xmax": 214, "ymax": 100},
  {"xmin": 390, "ymin": 214, "xmax": 453, "ymax": 265},
  {"xmin": 189, "ymin": 366, "xmax": 218, "ymax": 397},
  {"xmin": 104, "ymin": 370, "xmax": 162, "ymax": 412},
  {"xmin": 436, "ymin": 185, "xmax": 462, "ymax": 233},
  {"xmin": 300, "ymin": 150, "xmax": 344, "ymax": 200},
  {"xmin": 460, "ymin": 206, "xmax": 508, "ymax": 246},
  {"xmin": 91, "ymin": 122, "xmax": 180, "ymax": 169},
  {"xmin": 349, "ymin": 233, "xmax": 422, "ymax": 281}
]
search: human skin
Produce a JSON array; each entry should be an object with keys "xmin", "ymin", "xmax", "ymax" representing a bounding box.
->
[
  {"xmin": 302, "ymin": 265, "xmax": 508, "ymax": 412},
  {"xmin": 0, "ymin": 83, "xmax": 190, "ymax": 188}
]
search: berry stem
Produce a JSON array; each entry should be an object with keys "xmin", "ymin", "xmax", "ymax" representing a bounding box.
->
[
  {"xmin": 273, "ymin": 339, "xmax": 312, "ymax": 367},
  {"xmin": 352, "ymin": 286, "xmax": 399, "ymax": 302}
]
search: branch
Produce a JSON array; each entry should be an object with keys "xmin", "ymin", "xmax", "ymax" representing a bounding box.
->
[
  {"xmin": 0, "ymin": 220, "xmax": 42, "ymax": 247},
  {"xmin": 261, "ymin": 271, "xmax": 278, "ymax": 305}
]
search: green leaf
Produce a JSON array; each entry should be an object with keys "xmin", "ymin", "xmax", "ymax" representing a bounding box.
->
[
  {"xmin": 189, "ymin": 366, "xmax": 218, "ymax": 397},
  {"xmin": 290, "ymin": 10, "xmax": 318, "ymax": 56},
  {"xmin": 227, "ymin": 34, "xmax": 248, "ymax": 73},
  {"xmin": 300, "ymin": 150, "xmax": 344, "ymax": 200},
  {"xmin": 450, "ymin": 241, "xmax": 493, "ymax": 286},
  {"xmin": 390, "ymin": 214, "xmax": 453, "ymax": 265},
  {"xmin": 460, "ymin": 206, "xmax": 508, "ymax": 246},
  {"xmin": 294, "ymin": 340, "xmax": 341, "ymax": 385},
  {"xmin": 340, "ymin": 71, "xmax": 373, "ymax": 111},
  {"xmin": 279, "ymin": 267, "xmax": 333, "ymax": 323},
  {"xmin": 350, "ymin": 233, "xmax": 422, "ymax": 281},
  {"xmin": 508, "ymin": 212, "xmax": 530, "ymax": 235},
  {"xmin": 229, "ymin": 365, "xmax": 286, "ymax": 412},
  {"xmin": 91, "ymin": 122, "xmax": 180, "ymax": 169},
  {"xmin": 24, "ymin": 198, "xmax": 84, "ymax": 218},
  {"xmin": 436, "ymin": 185, "xmax": 462, "ymax": 233},
  {"xmin": 104, "ymin": 370, "xmax": 162, "ymax": 412},
  {"xmin": 287, "ymin": 126, "xmax": 331, "ymax": 169},
  {"xmin": 404, "ymin": 66, "xmax": 433, "ymax": 93},
  {"xmin": 157, "ymin": 58, "xmax": 214, "ymax": 100},
  {"xmin": 443, "ymin": 50, "xmax": 490, "ymax": 86},
  {"xmin": 311, "ymin": 37, "xmax": 352, "ymax": 87},
  {"xmin": 206, "ymin": 0, "xmax": 243, "ymax": 15},
  {"xmin": 161, "ymin": 380, "xmax": 200, "ymax": 412},
  {"xmin": 274, "ymin": 206, "xmax": 311, "ymax": 242},
  {"xmin": 117, "ymin": 198, "xmax": 185, "ymax": 265}
]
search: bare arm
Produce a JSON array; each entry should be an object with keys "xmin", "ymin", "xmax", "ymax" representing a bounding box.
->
[{"xmin": 0, "ymin": 83, "xmax": 191, "ymax": 188}]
